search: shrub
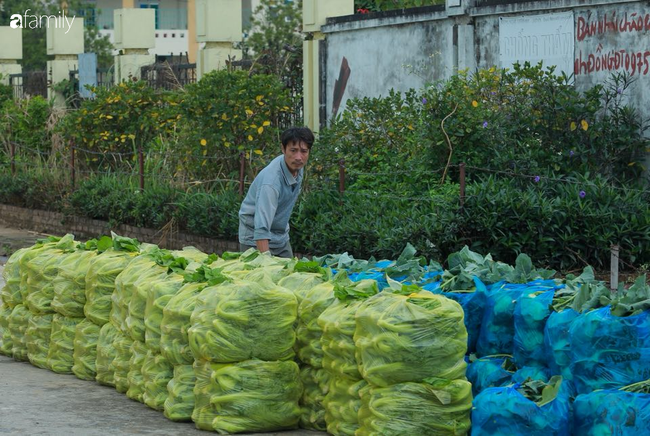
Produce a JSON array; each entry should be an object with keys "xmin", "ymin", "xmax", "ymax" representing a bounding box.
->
[
  {"xmin": 58, "ymin": 80, "xmax": 179, "ymax": 163},
  {"xmin": 177, "ymin": 69, "xmax": 293, "ymax": 179},
  {"xmin": 0, "ymin": 96, "xmax": 54, "ymax": 154}
]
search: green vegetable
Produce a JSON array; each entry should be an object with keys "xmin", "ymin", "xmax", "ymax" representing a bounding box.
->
[
  {"xmin": 357, "ymin": 377, "xmax": 473, "ymax": 436},
  {"xmin": 355, "ymin": 291, "xmax": 467, "ymax": 387},
  {"xmin": 192, "ymin": 359, "xmax": 301, "ymax": 433},
  {"xmin": 25, "ymin": 313, "xmax": 54, "ymax": 369},
  {"xmin": 516, "ymin": 375, "xmax": 563, "ymax": 407},
  {"xmin": 142, "ymin": 350, "xmax": 174, "ymax": 411},
  {"xmin": 46, "ymin": 314, "xmax": 83, "ymax": 374},
  {"xmin": 7, "ymin": 304, "xmax": 31, "ymax": 361},
  {"xmin": 322, "ymin": 375, "xmax": 367, "ymax": 436},
  {"xmin": 126, "ymin": 340, "xmax": 148, "ymax": 403},
  {"xmin": 0, "ymin": 302, "xmax": 14, "ymax": 356},
  {"xmin": 160, "ymin": 282, "xmax": 208, "ymax": 365},
  {"xmin": 296, "ymin": 281, "xmax": 336, "ymax": 367},
  {"xmin": 189, "ymin": 279, "xmax": 297, "ymax": 363},
  {"xmin": 52, "ymin": 249, "xmax": 97, "ymax": 318},
  {"xmin": 96, "ymin": 322, "xmax": 119, "ymax": 387},
  {"xmin": 299, "ymin": 365, "xmax": 331, "ymax": 431},
  {"xmin": 164, "ymin": 364, "xmax": 196, "ymax": 422},
  {"xmin": 112, "ymin": 330, "xmax": 134, "ymax": 393},
  {"xmin": 72, "ymin": 319, "xmax": 100, "ymax": 381}
]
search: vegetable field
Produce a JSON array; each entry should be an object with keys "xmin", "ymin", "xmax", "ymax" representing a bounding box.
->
[{"xmin": 1, "ymin": 234, "xmax": 650, "ymax": 434}]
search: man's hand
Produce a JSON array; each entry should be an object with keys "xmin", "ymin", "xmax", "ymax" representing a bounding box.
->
[{"xmin": 256, "ymin": 239, "xmax": 270, "ymax": 253}]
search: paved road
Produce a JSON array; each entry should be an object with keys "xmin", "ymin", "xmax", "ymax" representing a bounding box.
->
[{"xmin": 0, "ymin": 356, "xmax": 323, "ymax": 435}]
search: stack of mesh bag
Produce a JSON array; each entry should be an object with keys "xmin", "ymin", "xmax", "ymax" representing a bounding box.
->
[
  {"xmin": 188, "ymin": 260, "xmax": 301, "ymax": 434},
  {"xmin": 0, "ymin": 246, "xmax": 31, "ymax": 357},
  {"xmin": 354, "ymin": 287, "xmax": 472, "ymax": 435},
  {"xmin": 287, "ymin": 268, "xmax": 335, "ymax": 431},
  {"xmin": 140, "ymin": 247, "xmax": 207, "ymax": 411},
  {"xmin": 88, "ymin": 234, "xmax": 140, "ymax": 387},
  {"xmin": 22, "ymin": 235, "xmax": 76, "ymax": 370},
  {"xmin": 317, "ymin": 279, "xmax": 378, "ymax": 436},
  {"xmin": 472, "ymin": 375, "xmax": 574, "ymax": 435}
]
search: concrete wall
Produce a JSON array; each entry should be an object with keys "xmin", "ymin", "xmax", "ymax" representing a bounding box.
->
[{"xmin": 321, "ymin": 0, "xmax": 650, "ymax": 128}]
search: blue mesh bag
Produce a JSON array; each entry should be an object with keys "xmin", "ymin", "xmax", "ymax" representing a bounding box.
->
[
  {"xmin": 574, "ymin": 389, "xmax": 650, "ymax": 434},
  {"xmin": 512, "ymin": 366, "xmax": 550, "ymax": 384},
  {"xmin": 466, "ymin": 356, "xmax": 513, "ymax": 397},
  {"xmin": 472, "ymin": 377, "xmax": 574, "ymax": 436},
  {"xmin": 477, "ymin": 281, "xmax": 559, "ymax": 357},
  {"xmin": 513, "ymin": 290, "xmax": 554, "ymax": 367},
  {"xmin": 544, "ymin": 308, "xmax": 579, "ymax": 380},
  {"xmin": 570, "ymin": 307, "xmax": 650, "ymax": 394}
]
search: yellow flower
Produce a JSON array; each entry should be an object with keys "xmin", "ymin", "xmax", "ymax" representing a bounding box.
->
[
  {"xmin": 221, "ymin": 113, "xmax": 229, "ymax": 121},
  {"xmin": 200, "ymin": 139, "xmax": 207, "ymax": 146},
  {"xmin": 224, "ymin": 142, "xmax": 231, "ymax": 148},
  {"xmin": 256, "ymin": 95, "xmax": 264, "ymax": 102},
  {"xmin": 257, "ymin": 126, "xmax": 264, "ymax": 134},
  {"xmin": 245, "ymin": 109, "xmax": 254, "ymax": 116},
  {"xmin": 263, "ymin": 121, "xmax": 271, "ymax": 127},
  {"xmin": 581, "ymin": 120, "xmax": 589, "ymax": 131},
  {"xmin": 248, "ymin": 135, "xmax": 253, "ymax": 141},
  {"xmin": 472, "ymin": 100, "xmax": 478, "ymax": 108},
  {"xmin": 254, "ymin": 149, "xmax": 263, "ymax": 155},
  {"xmin": 570, "ymin": 122, "xmax": 577, "ymax": 131}
]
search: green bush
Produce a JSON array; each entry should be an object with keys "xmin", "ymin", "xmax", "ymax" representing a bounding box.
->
[
  {"xmin": 58, "ymin": 80, "xmax": 179, "ymax": 160},
  {"xmin": 66, "ymin": 175, "xmax": 179, "ymax": 228},
  {"xmin": 354, "ymin": 0, "xmax": 444, "ymax": 12},
  {"xmin": 316, "ymin": 64, "xmax": 649, "ymax": 192},
  {"xmin": 461, "ymin": 174, "xmax": 650, "ymax": 271},
  {"xmin": 177, "ymin": 69, "xmax": 293, "ymax": 179},
  {"xmin": 174, "ymin": 190, "xmax": 241, "ymax": 239},
  {"xmin": 0, "ymin": 96, "xmax": 54, "ymax": 154}
]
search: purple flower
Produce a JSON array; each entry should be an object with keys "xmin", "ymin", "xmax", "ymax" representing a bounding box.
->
[
  {"xmin": 617, "ymin": 88, "xmax": 622, "ymax": 94},
  {"xmin": 534, "ymin": 176, "xmax": 540, "ymax": 183},
  {"xmin": 482, "ymin": 121, "xmax": 488, "ymax": 128},
  {"xmin": 422, "ymin": 97, "xmax": 428, "ymax": 104},
  {"xmin": 569, "ymin": 150, "xmax": 575, "ymax": 157},
  {"xmin": 579, "ymin": 190, "xmax": 586, "ymax": 198}
]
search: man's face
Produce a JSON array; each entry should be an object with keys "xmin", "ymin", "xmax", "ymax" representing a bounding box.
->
[{"xmin": 282, "ymin": 140, "xmax": 310, "ymax": 176}]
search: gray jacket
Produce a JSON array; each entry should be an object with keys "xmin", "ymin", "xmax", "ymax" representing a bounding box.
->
[{"xmin": 238, "ymin": 155, "xmax": 303, "ymax": 248}]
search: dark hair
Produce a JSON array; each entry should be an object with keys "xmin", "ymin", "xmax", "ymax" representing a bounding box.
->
[{"xmin": 281, "ymin": 126, "xmax": 315, "ymax": 149}]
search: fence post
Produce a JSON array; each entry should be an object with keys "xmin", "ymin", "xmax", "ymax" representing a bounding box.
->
[
  {"xmin": 70, "ymin": 142, "xmax": 75, "ymax": 189},
  {"xmin": 239, "ymin": 152, "xmax": 245, "ymax": 197},
  {"xmin": 339, "ymin": 159, "xmax": 345, "ymax": 195},
  {"xmin": 610, "ymin": 244, "xmax": 620, "ymax": 291},
  {"xmin": 10, "ymin": 141, "xmax": 16, "ymax": 176},
  {"xmin": 138, "ymin": 147, "xmax": 145, "ymax": 191},
  {"xmin": 459, "ymin": 162, "xmax": 466, "ymax": 208}
]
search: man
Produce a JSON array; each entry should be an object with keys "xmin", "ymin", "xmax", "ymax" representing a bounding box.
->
[{"xmin": 238, "ymin": 126, "xmax": 314, "ymax": 258}]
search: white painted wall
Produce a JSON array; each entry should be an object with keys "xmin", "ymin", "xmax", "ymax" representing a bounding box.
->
[{"xmin": 322, "ymin": 0, "xmax": 650, "ymax": 132}]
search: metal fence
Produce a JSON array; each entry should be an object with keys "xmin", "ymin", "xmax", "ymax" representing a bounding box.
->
[
  {"xmin": 140, "ymin": 62, "xmax": 197, "ymax": 90},
  {"xmin": 9, "ymin": 71, "xmax": 48, "ymax": 100}
]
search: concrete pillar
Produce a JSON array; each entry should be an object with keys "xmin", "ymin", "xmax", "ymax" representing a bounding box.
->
[
  {"xmin": 188, "ymin": 0, "xmax": 197, "ymax": 63},
  {"xmin": 302, "ymin": 0, "xmax": 353, "ymax": 132},
  {"xmin": 46, "ymin": 18, "xmax": 84, "ymax": 108},
  {"xmin": 0, "ymin": 27, "xmax": 22, "ymax": 86},
  {"xmin": 195, "ymin": 0, "xmax": 242, "ymax": 79},
  {"xmin": 113, "ymin": 9, "xmax": 156, "ymax": 83}
]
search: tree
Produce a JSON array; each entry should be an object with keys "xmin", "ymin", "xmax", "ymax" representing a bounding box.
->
[
  {"xmin": 242, "ymin": 0, "xmax": 303, "ymax": 77},
  {"xmin": 0, "ymin": 0, "xmax": 113, "ymax": 70}
]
